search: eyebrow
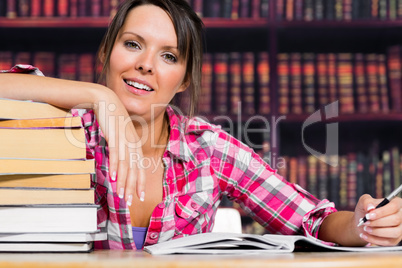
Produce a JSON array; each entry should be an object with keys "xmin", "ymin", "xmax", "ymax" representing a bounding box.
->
[{"xmin": 120, "ymin": 31, "xmax": 179, "ymax": 52}]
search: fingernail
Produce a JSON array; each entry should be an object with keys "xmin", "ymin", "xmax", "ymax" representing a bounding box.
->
[
  {"xmin": 365, "ymin": 213, "xmax": 376, "ymax": 220},
  {"xmin": 118, "ymin": 187, "xmax": 124, "ymax": 199},
  {"xmin": 127, "ymin": 195, "xmax": 133, "ymax": 206},
  {"xmin": 367, "ymin": 204, "xmax": 375, "ymax": 211},
  {"xmin": 364, "ymin": 226, "xmax": 372, "ymax": 233},
  {"xmin": 360, "ymin": 233, "xmax": 368, "ymax": 240},
  {"xmin": 111, "ymin": 171, "xmax": 116, "ymax": 181},
  {"xmin": 140, "ymin": 191, "xmax": 145, "ymax": 202}
]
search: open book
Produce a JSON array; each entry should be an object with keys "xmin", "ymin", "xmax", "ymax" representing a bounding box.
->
[{"xmin": 144, "ymin": 232, "xmax": 402, "ymax": 255}]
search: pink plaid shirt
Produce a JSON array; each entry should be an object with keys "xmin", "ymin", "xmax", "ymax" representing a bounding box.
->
[{"xmin": 4, "ymin": 65, "xmax": 337, "ymax": 250}]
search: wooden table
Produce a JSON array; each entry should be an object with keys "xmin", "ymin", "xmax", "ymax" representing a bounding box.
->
[{"xmin": 0, "ymin": 250, "xmax": 401, "ymax": 268}]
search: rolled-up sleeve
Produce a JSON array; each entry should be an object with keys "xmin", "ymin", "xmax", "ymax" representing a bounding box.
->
[{"xmin": 211, "ymin": 129, "xmax": 337, "ymax": 239}]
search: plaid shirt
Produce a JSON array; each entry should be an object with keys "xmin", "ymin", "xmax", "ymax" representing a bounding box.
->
[{"xmin": 5, "ymin": 65, "xmax": 337, "ymax": 249}]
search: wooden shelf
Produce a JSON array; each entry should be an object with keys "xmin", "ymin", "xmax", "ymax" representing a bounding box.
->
[{"xmin": 280, "ymin": 113, "xmax": 402, "ymax": 123}]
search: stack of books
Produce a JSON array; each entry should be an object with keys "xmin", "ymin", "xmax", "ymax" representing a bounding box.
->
[{"xmin": 0, "ymin": 98, "xmax": 105, "ymax": 253}]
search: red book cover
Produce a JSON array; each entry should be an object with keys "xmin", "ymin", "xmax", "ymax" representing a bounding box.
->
[
  {"xmin": 231, "ymin": 0, "xmax": 240, "ymax": 19},
  {"xmin": 257, "ymin": 52, "xmax": 270, "ymax": 115},
  {"xmin": 365, "ymin": 53, "xmax": 380, "ymax": 113},
  {"xmin": 43, "ymin": 0, "xmax": 54, "ymax": 17},
  {"xmin": 286, "ymin": 0, "xmax": 294, "ymax": 21},
  {"xmin": 289, "ymin": 53, "xmax": 302, "ymax": 114},
  {"xmin": 58, "ymin": 54, "xmax": 77, "ymax": 80},
  {"xmin": 354, "ymin": 53, "xmax": 369, "ymax": 113},
  {"xmin": 377, "ymin": 54, "xmax": 389, "ymax": 113},
  {"xmin": 277, "ymin": 53, "xmax": 289, "ymax": 114},
  {"xmin": 289, "ymin": 157, "xmax": 298, "ymax": 184},
  {"xmin": 316, "ymin": 53, "xmax": 328, "ymax": 108},
  {"xmin": 33, "ymin": 52, "xmax": 55, "ymax": 77},
  {"xmin": 302, "ymin": 53, "xmax": 315, "ymax": 114},
  {"xmin": 214, "ymin": 53, "xmax": 229, "ymax": 114},
  {"xmin": 242, "ymin": 52, "xmax": 255, "ymax": 115},
  {"xmin": 229, "ymin": 52, "xmax": 242, "ymax": 115},
  {"xmin": 372, "ymin": 0, "xmax": 379, "ymax": 18},
  {"xmin": 78, "ymin": 0, "xmax": 87, "ymax": 17},
  {"xmin": 294, "ymin": 0, "xmax": 303, "ymax": 20},
  {"xmin": 240, "ymin": 0, "xmax": 250, "ymax": 18},
  {"xmin": 276, "ymin": 0, "xmax": 284, "ymax": 20},
  {"xmin": 199, "ymin": 53, "xmax": 213, "ymax": 114},
  {"xmin": 78, "ymin": 53, "xmax": 94, "ymax": 83},
  {"xmin": 337, "ymin": 53, "xmax": 354, "ymax": 114},
  {"xmin": 58, "ymin": 0, "xmax": 68, "ymax": 17},
  {"xmin": 102, "ymin": 0, "xmax": 110, "ymax": 17}
]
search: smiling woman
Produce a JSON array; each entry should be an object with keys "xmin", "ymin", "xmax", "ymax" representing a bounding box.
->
[{"xmin": 1, "ymin": 0, "xmax": 402, "ymax": 252}]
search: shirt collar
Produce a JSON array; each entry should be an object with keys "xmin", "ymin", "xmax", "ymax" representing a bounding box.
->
[{"xmin": 164, "ymin": 106, "xmax": 219, "ymax": 163}]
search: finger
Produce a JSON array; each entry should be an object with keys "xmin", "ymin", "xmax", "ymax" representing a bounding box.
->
[
  {"xmin": 116, "ymin": 159, "xmax": 128, "ymax": 200},
  {"xmin": 108, "ymin": 146, "xmax": 118, "ymax": 182},
  {"xmin": 124, "ymin": 152, "xmax": 138, "ymax": 206},
  {"xmin": 364, "ymin": 209, "xmax": 402, "ymax": 228},
  {"xmin": 366, "ymin": 198, "xmax": 402, "ymax": 224},
  {"xmin": 363, "ymin": 224, "xmax": 402, "ymax": 239},
  {"xmin": 136, "ymin": 155, "xmax": 146, "ymax": 202},
  {"xmin": 360, "ymin": 231, "xmax": 402, "ymax": 247}
]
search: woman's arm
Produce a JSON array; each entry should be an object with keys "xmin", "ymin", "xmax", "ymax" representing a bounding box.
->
[
  {"xmin": 319, "ymin": 194, "xmax": 402, "ymax": 246},
  {"xmin": 0, "ymin": 73, "xmax": 145, "ymax": 204}
]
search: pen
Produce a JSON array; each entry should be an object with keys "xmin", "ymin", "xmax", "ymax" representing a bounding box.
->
[{"xmin": 357, "ymin": 184, "xmax": 402, "ymax": 227}]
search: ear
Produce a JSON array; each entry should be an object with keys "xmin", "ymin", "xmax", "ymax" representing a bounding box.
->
[{"xmin": 177, "ymin": 76, "xmax": 190, "ymax": 93}]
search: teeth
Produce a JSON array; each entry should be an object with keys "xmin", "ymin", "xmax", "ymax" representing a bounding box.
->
[{"xmin": 126, "ymin": 80, "xmax": 152, "ymax": 91}]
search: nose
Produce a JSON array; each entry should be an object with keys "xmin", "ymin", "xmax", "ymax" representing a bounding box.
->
[{"xmin": 135, "ymin": 51, "xmax": 154, "ymax": 74}]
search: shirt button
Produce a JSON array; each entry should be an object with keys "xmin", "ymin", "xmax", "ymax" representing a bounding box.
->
[
  {"xmin": 158, "ymin": 203, "xmax": 165, "ymax": 209},
  {"xmin": 191, "ymin": 202, "xmax": 197, "ymax": 209},
  {"xmin": 150, "ymin": 233, "xmax": 158, "ymax": 240}
]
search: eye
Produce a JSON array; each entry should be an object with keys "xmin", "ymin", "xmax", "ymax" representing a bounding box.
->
[
  {"xmin": 124, "ymin": 41, "xmax": 140, "ymax": 50},
  {"xmin": 163, "ymin": 53, "xmax": 177, "ymax": 63}
]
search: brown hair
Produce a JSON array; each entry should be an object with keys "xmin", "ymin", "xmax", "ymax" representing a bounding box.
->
[{"xmin": 97, "ymin": 0, "xmax": 204, "ymax": 118}]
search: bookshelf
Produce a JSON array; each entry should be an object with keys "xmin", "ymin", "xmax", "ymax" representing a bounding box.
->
[{"xmin": 2, "ymin": 0, "xmax": 402, "ymax": 231}]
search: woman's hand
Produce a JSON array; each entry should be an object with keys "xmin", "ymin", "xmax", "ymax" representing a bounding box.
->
[
  {"xmin": 94, "ymin": 89, "xmax": 146, "ymax": 206},
  {"xmin": 355, "ymin": 194, "xmax": 402, "ymax": 246}
]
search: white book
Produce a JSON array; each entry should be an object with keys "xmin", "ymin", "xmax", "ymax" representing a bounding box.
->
[
  {"xmin": 0, "ymin": 242, "xmax": 94, "ymax": 253},
  {"xmin": 0, "ymin": 232, "xmax": 107, "ymax": 242},
  {"xmin": 0, "ymin": 204, "xmax": 98, "ymax": 233},
  {"xmin": 144, "ymin": 232, "xmax": 402, "ymax": 255}
]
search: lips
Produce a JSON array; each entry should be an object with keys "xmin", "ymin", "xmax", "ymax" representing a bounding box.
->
[{"xmin": 124, "ymin": 79, "xmax": 154, "ymax": 92}]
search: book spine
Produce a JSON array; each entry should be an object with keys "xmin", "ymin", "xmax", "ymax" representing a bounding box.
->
[
  {"xmin": 289, "ymin": 157, "xmax": 298, "ymax": 184},
  {"xmin": 347, "ymin": 153, "xmax": 357, "ymax": 208},
  {"xmin": 304, "ymin": 0, "xmax": 314, "ymax": 21},
  {"xmin": 379, "ymin": 0, "xmax": 387, "ymax": 19},
  {"xmin": 242, "ymin": 52, "xmax": 255, "ymax": 115},
  {"xmin": 289, "ymin": 53, "xmax": 302, "ymax": 114},
  {"xmin": 221, "ymin": 0, "xmax": 232, "ymax": 18},
  {"xmin": 372, "ymin": 0, "xmax": 379, "ymax": 19},
  {"xmin": 57, "ymin": 0, "xmax": 69, "ymax": 17},
  {"xmin": 317, "ymin": 157, "xmax": 328, "ymax": 200},
  {"xmin": 286, "ymin": 0, "xmax": 294, "ymax": 21},
  {"xmin": 316, "ymin": 53, "xmax": 328, "ymax": 109},
  {"xmin": 258, "ymin": 52, "xmax": 270, "ymax": 115},
  {"xmin": 335, "ymin": 0, "xmax": 343, "ymax": 20},
  {"xmin": 377, "ymin": 54, "xmax": 389, "ymax": 113},
  {"xmin": 328, "ymin": 155, "xmax": 340, "ymax": 206},
  {"xmin": 240, "ymin": 0, "xmax": 250, "ymax": 17},
  {"xmin": 343, "ymin": 0, "xmax": 353, "ymax": 20},
  {"xmin": 387, "ymin": 46, "xmax": 402, "ymax": 112},
  {"xmin": 365, "ymin": 53, "xmax": 381, "ymax": 113},
  {"xmin": 339, "ymin": 155, "xmax": 348, "ymax": 208},
  {"xmin": 382, "ymin": 150, "xmax": 392, "ymax": 197},
  {"xmin": 193, "ymin": 0, "xmax": 203, "ymax": 17},
  {"xmin": 33, "ymin": 52, "xmax": 56, "ymax": 77},
  {"xmin": 0, "ymin": 51, "xmax": 13, "ymax": 71},
  {"xmin": 13, "ymin": 51, "xmax": 31, "ymax": 66},
  {"xmin": 277, "ymin": 53, "xmax": 290, "ymax": 114},
  {"xmin": 276, "ymin": 0, "xmax": 284, "ymax": 20},
  {"xmin": 260, "ymin": 0, "xmax": 269, "ymax": 18},
  {"xmin": 58, "ymin": 54, "xmax": 78, "ymax": 81},
  {"xmin": 199, "ymin": 53, "xmax": 213, "ymax": 114},
  {"xmin": 389, "ymin": 0, "xmax": 397, "ymax": 19},
  {"xmin": 337, "ymin": 53, "xmax": 354, "ymax": 114},
  {"xmin": 6, "ymin": 0, "xmax": 17, "ymax": 18},
  {"xmin": 327, "ymin": 53, "xmax": 338, "ymax": 104},
  {"xmin": 43, "ymin": 0, "xmax": 55, "ymax": 17},
  {"xmin": 294, "ymin": 0, "xmax": 303, "ymax": 20},
  {"xmin": 315, "ymin": 0, "xmax": 324, "ymax": 20},
  {"xmin": 70, "ymin": 0, "xmax": 78, "ymax": 17},
  {"xmin": 18, "ymin": 0, "xmax": 29, "ymax": 17},
  {"xmin": 302, "ymin": 53, "xmax": 315, "ymax": 114},
  {"xmin": 354, "ymin": 53, "xmax": 369, "ymax": 113},
  {"xmin": 91, "ymin": 0, "xmax": 101, "ymax": 17},
  {"xmin": 229, "ymin": 52, "xmax": 242, "ymax": 115},
  {"xmin": 214, "ymin": 53, "xmax": 229, "ymax": 114},
  {"xmin": 297, "ymin": 155, "xmax": 307, "ymax": 190},
  {"xmin": 78, "ymin": 53, "xmax": 94, "ymax": 83},
  {"xmin": 251, "ymin": 0, "xmax": 261, "ymax": 18},
  {"xmin": 307, "ymin": 155, "xmax": 318, "ymax": 197},
  {"xmin": 398, "ymin": 0, "xmax": 402, "ymax": 18}
]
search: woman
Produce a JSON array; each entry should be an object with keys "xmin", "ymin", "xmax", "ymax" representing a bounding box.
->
[{"xmin": 1, "ymin": 0, "xmax": 401, "ymax": 250}]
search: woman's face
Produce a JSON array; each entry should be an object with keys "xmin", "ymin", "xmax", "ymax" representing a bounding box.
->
[{"xmin": 106, "ymin": 4, "xmax": 188, "ymax": 121}]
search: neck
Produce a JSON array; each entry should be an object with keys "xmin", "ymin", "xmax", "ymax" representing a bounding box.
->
[{"xmin": 133, "ymin": 111, "xmax": 169, "ymax": 157}]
